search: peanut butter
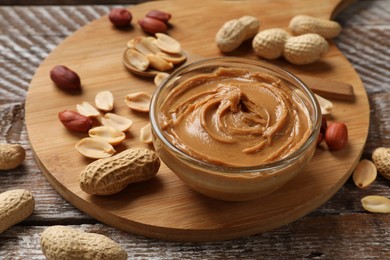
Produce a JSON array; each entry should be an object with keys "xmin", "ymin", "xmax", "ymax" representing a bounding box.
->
[{"xmin": 158, "ymin": 67, "xmax": 312, "ymax": 167}]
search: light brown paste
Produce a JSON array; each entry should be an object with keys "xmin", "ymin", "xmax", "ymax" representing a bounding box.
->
[{"xmin": 159, "ymin": 67, "xmax": 312, "ymax": 167}]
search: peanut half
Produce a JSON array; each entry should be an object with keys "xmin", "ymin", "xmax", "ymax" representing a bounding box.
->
[
  {"xmin": 126, "ymin": 49, "xmax": 150, "ymax": 71},
  {"xmin": 89, "ymin": 126, "xmax": 126, "ymax": 146},
  {"xmin": 75, "ymin": 137, "xmax": 116, "ymax": 159},
  {"xmin": 40, "ymin": 225, "xmax": 127, "ymax": 260},
  {"xmin": 140, "ymin": 123, "xmax": 153, "ymax": 144},
  {"xmin": 80, "ymin": 148, "xmax": 160, "ymax": 195},
  {"xmin": 0, "ymin": 143, "xmax": 26, "ymax": 170},
  {"xmin": 95, "ymin": 90, "xmax": 114, "ymax": 112},
  {"xmin": 101, "ymin": 113, "xmax": 133, "ymax": 132},
  {"xmin": 361, "ymin": 195, "xmax": 390, "ymax": 213},
  {"xmin": 154, "ymin": 33, "xmax": 182, "ymax": 54},
  {"xmin": 352, "ymin": 159, "xmax": 377, "ymax": 189},
  {"xmin": 76, "ymin": 101, "xmax": 100, "ymax": 118},
  {"xmin": 125, "ymin": 92, "xmax": 151, "ymax": 112},
  {"xmin": 154, "ymin": 72, "xmax": 169, "ymax": 87},
  {"xmin": 0, "ymin": 189, "xmax": 35, "ymax": 233}
]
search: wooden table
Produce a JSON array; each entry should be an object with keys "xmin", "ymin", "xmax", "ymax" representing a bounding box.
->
[{"xmin": 1, "ymin": 0, "xmax": 389, "ymax": 258}]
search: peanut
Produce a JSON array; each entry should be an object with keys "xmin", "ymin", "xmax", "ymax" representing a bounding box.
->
[
  {"xmin": 361, "ymin": 195, "xmax": 390, "ymax": 213},
  {"xmin": 289, "ymin": 15, "xmax": 342, "ymax": 39},
  {"xmin": 95, "ymin": 90, "xmax": 114, "ymax": 112},
  {"xmin": 140, "ymin": 123, "xmax": 153, "ymax": 144},
  {"xmin": 58, "ymin": 110, "xmax": 93, "ymax": 133},
  {"xmin": 40, "ymin": 225, "xmax": 127, "ymax": 260},
  {"xmin": 154, "ymin": 72, "xmax": 169, "ymax": 87},
  {"xmin": 126, "ymin": 49, "xmax": 150, "ymax": 71},
  {"xmin": 125, "ymin": 92, "xmax": 151, "ymax": 112},
  {"xmin": 138, "ymin": 17, "xmax": 167, "ymax": 34},
  {"xmin": 154, "ymin": 33, "xmax": 182, "ymax": 54},
  {"xmin": 325, "ymin": 122, "xmax": 348, "ymax": 151},
  {"xmin": 0, "ymin": 189, "xmax": 35, "ymax": 233},
  {"xmin": 50, "ymin": 65, "xmax": 81, "ymax": 91},
  {"xmin": 0, "ymin": 143, "xmax": 26, "ymax": 170},
  {"xmin": 101, "ymin": 113, "xmax": 133, "ymax": 132},
  {"xmin": 146, "ymin": 10, "xmax": 171, "ymax": 24},
  {"xmin": 76, "ymin": 101, "xmax": 100, "ymax": 118},
  {"xmin": 352, "ymin": 159, "xmax": 377, "ymax": 189},
  {"xmin": 89, "ymin": 126, "xmax": 126, "ymax": 146},
  {"xmin": 75, "ymin": 137, "xmax": 116, "ymax": 159},
  {"xmin": 80, "ymin": 148, "xmax": 160, "ymax": 195},
  {"xmin": 124, "ymin": 34, "xmax": 186, "ymax": 75},
  {"xmin": 215, "ymin": 16, "xmax": 260, "ymax": 52},
  {"xmin": 283, "ymin": 33, "xmax": 329, "ymax": 65},
  {"xmin": 252, "ymin": 28, "xmax": 290, "ymax": 59},
  {"xmin": 108, "ymin": 8, "xmax": 132, "ymax": 28},
  {"xmin": 372, "ymin": 147, "xmax": 390, "ymax": 180}
]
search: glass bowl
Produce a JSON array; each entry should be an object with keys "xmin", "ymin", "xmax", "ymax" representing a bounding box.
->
[{"xmin": 150, "ymin": 57, "xmax": 321, "ymax": 201}]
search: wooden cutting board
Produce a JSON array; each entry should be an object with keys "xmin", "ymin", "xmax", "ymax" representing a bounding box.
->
[{"xmin": 25, "ymin": 0, "xmax": 369, "ymax": 241}]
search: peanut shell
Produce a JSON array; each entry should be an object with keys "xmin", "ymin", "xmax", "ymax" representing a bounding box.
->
[
  {"xmin": 0, "ymin": 189, "xmax": 35, "ymax": 233},
  {"xmin": 80, "ymin": 148, "xmax": 160, "ymax": 195},
  {"xmin": 372, "ymin": 147, "xmax": 390, "ymax": 180},
  {"xmin": 40, "ymin": 225, "xmax": 127, "ymax": 260},
  {"xmin": 101, "ymin": 113, "xmax": 133, "ymax": 132},
  {"xmin": 0, "ymin": 143, "xmax": 26, "ymax": 170}
]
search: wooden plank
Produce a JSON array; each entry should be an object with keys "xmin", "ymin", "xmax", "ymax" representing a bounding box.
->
[{"xmin": 1, "ymin": 214, "xmax": 389, "ymax": 259}]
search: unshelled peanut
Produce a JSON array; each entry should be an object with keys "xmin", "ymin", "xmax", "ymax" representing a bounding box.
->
[
  {"xmin": 40, "ymin": 225, "xmax": 127, "ymax": 260},
  {"xmin": 0, "ymin": 143, "xmax": 26, "ymax": 170},
  {"xmin": 216, "ymin": 16, "xmax": 260, "ymax": 52},
  {"xmin": 289, "ymin": 15, "xmax": 342, "ymax": 39},
  {"xmin": 0, "ymin": 189, "xmax": 35, "ymax": 233},
  {"xmin": 283, "ymin": 33, "xmax": 329, "ymax": 65},
  {"xmin": 252, "ymin": 28, "xmax": 290, "ymax": 59},
  {"xmin": 80, "ymin": 148, "xmax": 160, "ymax": 195}
]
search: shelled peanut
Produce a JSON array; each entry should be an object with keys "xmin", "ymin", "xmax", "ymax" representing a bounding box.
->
[
  {"xmin": 138, "ymin": 10, "xmax": 172, "ymax": 34},
  {"xmin": 124, "ymin": 33, "xmax": 186, "ymax": 73},
  {"xmin": 349, "ymin": 147, "xmax": 390, "ymax": 213}
]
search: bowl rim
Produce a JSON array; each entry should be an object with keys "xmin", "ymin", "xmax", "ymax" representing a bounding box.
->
[{"xmin": 150, "ymin": 57, "xmax": 321, "ymax": 174}]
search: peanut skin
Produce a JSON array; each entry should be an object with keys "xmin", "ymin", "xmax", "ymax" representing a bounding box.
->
[{"xmin": 58, "ymin": 110, "xmax": 93, "ymax": 133}]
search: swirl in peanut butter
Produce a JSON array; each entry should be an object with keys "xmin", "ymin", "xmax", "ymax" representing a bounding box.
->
[{"xmin": 159, "ymin": 68, "xmax": 312, "ymax": 167}]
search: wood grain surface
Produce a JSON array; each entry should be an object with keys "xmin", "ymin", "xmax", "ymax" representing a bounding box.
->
[
  {"xmin": 24, "ymin": 0, "xmax": 369, "ymax": 241},
  {"xmin": 1, "ymin": 0, "xmax": 389, "ymax": 258}
]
